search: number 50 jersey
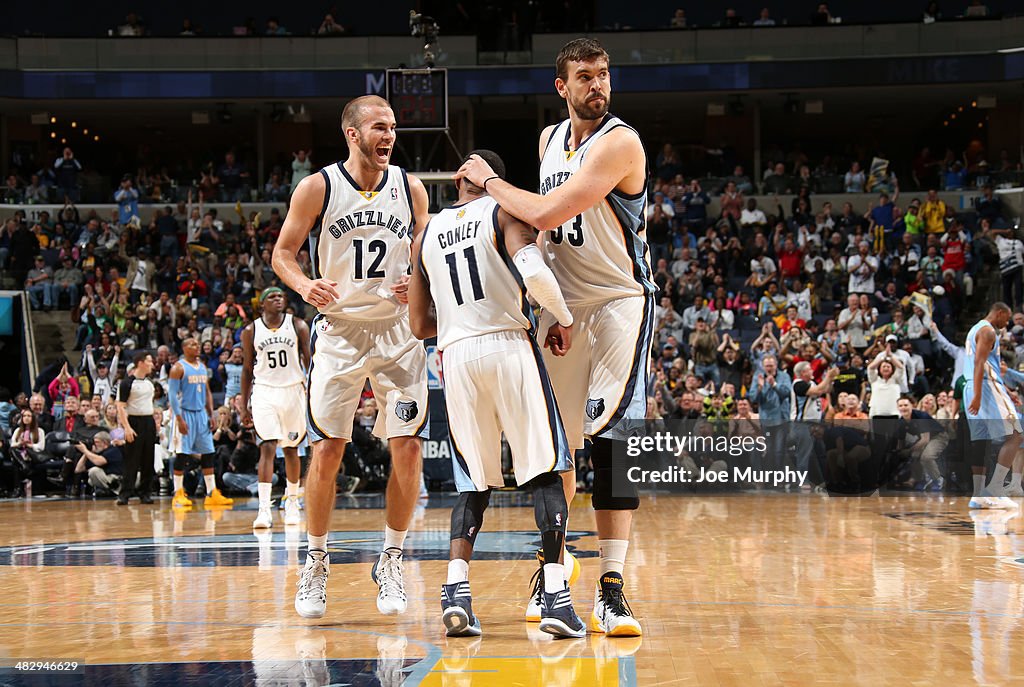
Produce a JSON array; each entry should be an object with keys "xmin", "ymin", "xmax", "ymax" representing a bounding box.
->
[
  {"xmin": 309, "ymin": 163, "xmax": 415, "ymax": 320},
  {"xmin": 252, "ymin": 313, "xmax": 305, "ymax": 387},
  {"xmin": 538, "ymin": 114, "xmax": 656, "ymax": 307}
]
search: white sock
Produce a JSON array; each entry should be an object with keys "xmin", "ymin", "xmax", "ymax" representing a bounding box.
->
[
  {"xmin": 286, "ymin": 480, "xmax": 300, "ymax": 498},
  {"xmin": 599, "ymin": 539, "xmax": 629, "ymax": 576},
  {"xmin": 563, "ymin": 547, "xmax": 573, "ymax": 582},
  {"xmin": 258, "ymin": 482, "xmax": 272, "ymax": 508},
  {"xmin": 447, "ymin": 559, "xmax": 469, "ymax": 585},
  {"xmin": 973, "ymin": 474, "xmax": 986, "ymax": 497},
  {"xmin": 543, "ymin": 563, "xmax": 565, "ymax": 593},
  {"xmin": 204, "ymin": 473, "xmax": 216, "ymax": 494},
  {"xmin": 173, "ymin": 474, "xmax": 183, "ymax": 493},
  {"xmin": 988, "ymin": 464, "xmax": 1010, "ymax": 495},
  {"xmin": 383, "ymin": 525, "xmax": 407, "ymax": 552},
  {"xmin": 307, "ymin": 532, "xmax": 328, "ymax": 554},
  {"xmin": 1011, "ymin": 472, "xmax": 1022, "ymax": 490}
]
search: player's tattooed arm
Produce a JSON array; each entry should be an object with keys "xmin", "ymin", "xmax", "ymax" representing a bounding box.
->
[{"xmin": 407, "ymin": 232, "xmax": 437, "ymax": 340}]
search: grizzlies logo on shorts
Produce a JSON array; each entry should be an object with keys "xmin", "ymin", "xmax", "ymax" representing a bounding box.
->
[
  {"xmin": 395, "ymin": 400, "xmax": 419, "ymax": 423},
  {"xmin": 586, "ymin": 398, "xmax": 606, "ymax": 421}
]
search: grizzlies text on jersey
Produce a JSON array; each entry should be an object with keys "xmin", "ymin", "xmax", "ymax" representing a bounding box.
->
[{"xmin": 308, "ymin": 163, "xmax": 414, "ymax": 320}]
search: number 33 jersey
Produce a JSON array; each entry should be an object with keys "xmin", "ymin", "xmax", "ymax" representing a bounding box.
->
[
  {"xmin": 538, "ymin": 114, "xmax": 656, "ymax": 307},
  {"xmin": 309, "ymin": 163, "xmax": 415, "ymax": 320},
  {"xmin": 252, "ymin": 313, "xmax": 305, "ymax": 387}
]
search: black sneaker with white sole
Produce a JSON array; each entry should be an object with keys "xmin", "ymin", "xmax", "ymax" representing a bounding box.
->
[
  {"xmin": 441, "ymin": 581, "xmax": 482, "ymax": 637},
  {"xmin": 539, "ymin": 586, "xmax": 586, "ymax": 639}
]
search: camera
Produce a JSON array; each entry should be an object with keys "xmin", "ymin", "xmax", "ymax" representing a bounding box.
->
[{"xmin": 409, "ymin": 11, "xmax": 440, "ymax": 67}]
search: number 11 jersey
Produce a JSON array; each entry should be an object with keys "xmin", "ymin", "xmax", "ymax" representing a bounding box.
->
[
  {"xmin": 419, "ymin": 196, "xmax": 533, "ymax": 351},
  {"xmin": 538, "ymin": 114, "xmax": 656, "ymax": 307},
  {"xmin": 309, "ymin": 163, "xmax": 415, "ymax": 321}
]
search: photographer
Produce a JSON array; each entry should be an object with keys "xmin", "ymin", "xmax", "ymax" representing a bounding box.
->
[
  {"xmin": 221, "ymin": 423, "xmax": 263, "ymax": 496},
  {"xmin": 60, "ymin": 407, "xmax": 103, "ymax": 496},
  {"xmin": 73, "ymin": 431, "xmax": 124, "ymax": 497},
  {"xmin": 895, "ymin": 397, "xmax": 946, "ymax": 491}
]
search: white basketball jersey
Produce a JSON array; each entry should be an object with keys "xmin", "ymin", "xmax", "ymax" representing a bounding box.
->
[
  {"xmin": 538, "ymin": 114, "xmax": 656, "ymax": 307},
  {"xmin": 419, "ymin": 196, "xmax": 533, "ymax": 350},
  {"xmin": 309, "ymin": 163, "xmax": 415, "ymax": 320},
  {"xmin": 252, "ymin": 314, "xmax": 305, "ymax": 387}
]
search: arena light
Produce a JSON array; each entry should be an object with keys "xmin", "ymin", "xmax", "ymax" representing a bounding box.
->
[
  {"xmin": 83, "ymin": 129, "xmax": 88, "ymax": 135},
  {"xmin": 50, "ymin": 131, "xmax": 56, "ymax": 138},
  {"xmin": 71, "ymin": 121, "xmax": 77, "ymax": 128},
  {"xmin": 50, "ymin": 116, "xmax": 56, "ymax": 124},
  {"xmin": 93, "ymin": 135, "xmax": 100, "ymax": 142}
]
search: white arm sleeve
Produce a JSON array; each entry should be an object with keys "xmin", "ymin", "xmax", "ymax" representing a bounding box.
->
[{"xmin": 513, "ymin": 244, "xmax": 573, "ymax": 327}]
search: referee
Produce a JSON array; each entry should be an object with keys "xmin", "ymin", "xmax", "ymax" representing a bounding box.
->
[{"xmin": 115, "ymin": 352, "xmax": 157, "ymax": 505}]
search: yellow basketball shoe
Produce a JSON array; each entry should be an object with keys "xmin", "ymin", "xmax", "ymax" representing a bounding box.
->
[
  {"xmin": 172, "ymin": 489, "xmax": 193, "ymax": 509},
  {"xmin": 205, "ymin": 488, "xmax": 234, "ymax": 507},
  {"xmin": 565, "ymin": 548, "xmax": 581, "ymax": 586}
]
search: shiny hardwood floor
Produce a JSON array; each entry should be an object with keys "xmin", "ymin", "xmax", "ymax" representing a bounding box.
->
[{"xmin": 0, "ymin": 492, "xmax": 1022, "ymax": 685}]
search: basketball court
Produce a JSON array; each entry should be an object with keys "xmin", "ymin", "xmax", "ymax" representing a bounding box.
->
[{"xmin": 1, "ymin": 492, "xmax": 1021, "ymax": 685}]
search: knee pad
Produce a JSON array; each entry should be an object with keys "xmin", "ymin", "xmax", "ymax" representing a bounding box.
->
[
  {"xmin": 200, "ymin": 453, "xmax": 215, "ymax": 470},
  {"xmin": 450, "ymin": 489, "xmax": 491, "ymax": 545},
  {"xmin": 529, "ymin": 471, "xmax": 567, "ymax": 533},
  {"xmin": 590, "ymin": 437, "xmax": 639, "ymax": 510}
]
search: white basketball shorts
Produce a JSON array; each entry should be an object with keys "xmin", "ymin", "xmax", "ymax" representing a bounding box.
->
[
  {"xmin": 306, "ymin": 313, "xmax": 429, "ymax": 442},
  {"xmin": 442, "ymin": 329, "xmax": 572, "ymax": 491}
]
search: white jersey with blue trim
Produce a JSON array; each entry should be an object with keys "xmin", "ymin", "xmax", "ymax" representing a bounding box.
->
[
  {"xmin": 308, "ymin": 163, "xmax": 414, "ymax": 321},
  {"xmin": 419, "ymin": 196, "xmax": 533, "ymax": 351},
  {"xmin": 252, "ymin": 313, "xmax": 304, "ymax": 387},
  {"xmin": 538, "ymin": 114, "xmax": 656, "ymax": 307}
]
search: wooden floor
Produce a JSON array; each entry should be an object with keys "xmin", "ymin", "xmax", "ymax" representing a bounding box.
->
[{"xmin": 0, "ymin": 491, "xmax": 1023, "ymax": 686}]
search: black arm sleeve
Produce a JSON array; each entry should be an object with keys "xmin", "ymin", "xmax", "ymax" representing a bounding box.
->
[{"xmin": 117, "ymin": 378, "xmax": 134, "ymax": 404}]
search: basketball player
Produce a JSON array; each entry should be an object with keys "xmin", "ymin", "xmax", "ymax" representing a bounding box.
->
[
  {"xmin": 408, "ymin": 150, "xmax": 584, "ymax": 638},
  {"xmin": 457, "ymin": 37, "xmax": 650, "ymax": 636},
  {"xmin": 273, "ymin": 95, "xmax": 431, "ymax": 619},
  {"xmin": 964, "ymin": 302, "xmax": 1020, "ymax": 510},
  {"xmin": 240, "ymin": 286, "xmax": 311, "ymax": 528},
  {"xmin": 168, "ymin": 337, "xmax": 234, "ymax": 509}
]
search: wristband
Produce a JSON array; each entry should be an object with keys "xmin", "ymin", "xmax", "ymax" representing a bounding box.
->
[{"xmin": 483, "ymin": 176, "xmax": 499, "ymax": 190}]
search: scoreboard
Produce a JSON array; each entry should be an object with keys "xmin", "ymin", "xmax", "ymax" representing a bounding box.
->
[{"xmin": 385, "ymin": 69, "xmax": 448, "ymax": 132}]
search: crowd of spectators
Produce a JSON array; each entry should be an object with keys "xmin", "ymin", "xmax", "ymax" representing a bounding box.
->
[
  {"xmin": 0, "ymin": 165, "xmax": 387, "ymax": 498},
  {"xmin": 2, "ymin": 136, "xmax": 1023, "ymax": 498},
  {"xmin": 644, "ymin": 144, "xmax": 1024, "ymax": 494},
  {"xmin": 654, "ymin": 142, "xmax": 1023, "ymax": 197},
  {"xmin": 2, "ymin": 147, "xmax": 314, "ymax": 208}
]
